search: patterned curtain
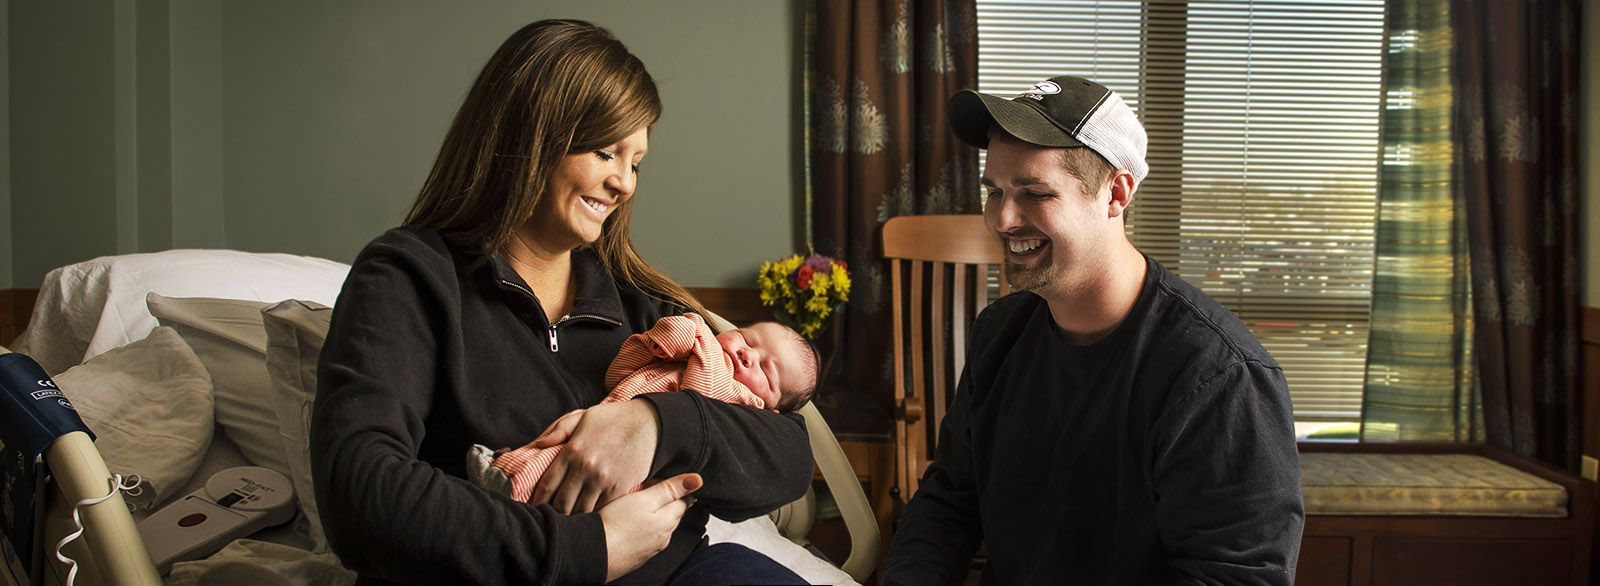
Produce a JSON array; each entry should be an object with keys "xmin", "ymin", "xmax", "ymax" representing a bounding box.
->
[
  {"xmin": 1454, "ymin": 0, "xmax": 1583, "ymax": 470},
  {"xmin": 1358, "ymin": 0, "xmax": 1480, "ymax": 442},
  {"xmin": 806, "ymin": 0, "xmax": 979, "ymax": 435}
]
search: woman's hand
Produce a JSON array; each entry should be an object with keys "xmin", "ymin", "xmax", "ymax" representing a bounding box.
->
[
  {"xmin": 600, "ymin": 473, "xmax": 701, "ymax": 581},
  {"xmin": 529, "ymin": 400, "xmax": 661, "ymax": 514}
]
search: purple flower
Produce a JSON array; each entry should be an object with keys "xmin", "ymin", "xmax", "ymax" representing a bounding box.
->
[{"xmin": 804, "ymin": 254, "xmax": 835, "ymax": 273}]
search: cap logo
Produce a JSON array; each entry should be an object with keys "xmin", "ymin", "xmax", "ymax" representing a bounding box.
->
[{"xmin": 1016, "ymin": 80, "xmax": 1062, "ymax": 101}]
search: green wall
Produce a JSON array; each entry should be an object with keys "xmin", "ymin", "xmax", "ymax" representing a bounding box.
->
[
  {"xmin": 6, "ymin": 1, "xmax": 1593, "ymax": 299},
  {"xmin": 11, "ymin": 0, "xmax": 122, "ymax": 288},
  {"xmin": 7, "ymin": 0, "xmax": 800, "ymax": 289}
]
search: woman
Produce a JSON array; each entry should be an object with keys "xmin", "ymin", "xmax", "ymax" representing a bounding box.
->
[{"xmin": 311, "ymin": 20, "xmax": 813, "ymax": 585}]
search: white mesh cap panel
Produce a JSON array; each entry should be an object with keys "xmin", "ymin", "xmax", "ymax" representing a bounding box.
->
[{"xmin": 1076, "ymin": 92, "xmax": 1149, "ymax": 187}]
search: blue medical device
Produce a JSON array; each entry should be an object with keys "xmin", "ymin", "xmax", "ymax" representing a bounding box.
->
[{"xmin": 0, "ymin": 353, "xmax": 94, "ymax": 585}]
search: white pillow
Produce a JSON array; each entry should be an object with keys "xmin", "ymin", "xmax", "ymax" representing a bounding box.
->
[
  {"xmin": 261, "ymin": 299, "xmax": 334, "ymax": 552},
  {"xmin": 145, "ymin": 293, "xmax": 292, "ymax": 479},
  {"xmin": 10, "ymin": 249, "xmax": 349, "ymax": 376},
  {"xmin": 55, "ymin": 326, "xmax": 214, "ymax": 511}
]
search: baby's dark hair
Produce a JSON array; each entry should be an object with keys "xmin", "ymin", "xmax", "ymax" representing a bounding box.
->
[{"xmin": 772, "ymin": 324, "xmax": 819, "ymax": 413}]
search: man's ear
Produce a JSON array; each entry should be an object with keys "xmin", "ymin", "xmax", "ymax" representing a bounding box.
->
[{"xmin": 1106, "ymin": 170, "xmax": 1136, "ymax": 218}]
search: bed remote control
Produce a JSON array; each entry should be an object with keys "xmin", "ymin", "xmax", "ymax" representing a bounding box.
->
[{"xmin": 135, "ymin": 465, "xmax": 296, "ymax": 573}]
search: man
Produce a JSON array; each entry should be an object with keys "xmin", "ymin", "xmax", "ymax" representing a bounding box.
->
[{"xmin": 881, "ymin": 76, "xmax": 1304, "ymax": 585}]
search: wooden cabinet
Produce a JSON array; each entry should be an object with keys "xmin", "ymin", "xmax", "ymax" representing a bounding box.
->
[
  {"xmin": 1297, "ymin": 536, "xmax": 1575, "ymax": 586},
  {"xmin": 1370, "ymin": 539, "xmax": 1571, "ymax": 586},
  {"xmin": 1294, "ymin": 443, "xmax": 1593, "ymax": 586},
  {"xmin": 1296, "ymin": 537, "xmax": 1352, "ymax": 586}
]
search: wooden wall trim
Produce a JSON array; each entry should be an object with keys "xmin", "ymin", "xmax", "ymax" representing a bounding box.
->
[
  {"xmin": 1582, "ymin": 306, "xmax": 1600, "ymax": 471},
  {"xmin": 1588, "ymin": 307, "xmax": 1600, "ymax": 586},
  {"xmin": 686, "ymin": 287, "xmax": 768, "ymax": 327},
  {"xmin": 0, "ymin": 286, "xmax": 769, "ymax": 345},
  {"xmin": 1, "ymin": 288, "xmax": 40, "ymax": 347},
  {"xmin": 1584, "ymin": 306, "xmax": 1600, "ymax": 345}
]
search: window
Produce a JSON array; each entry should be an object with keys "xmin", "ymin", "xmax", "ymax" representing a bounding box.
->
[{"xmin": 977, "ymin": 0, "xmax": 1386, "ymax": 422}]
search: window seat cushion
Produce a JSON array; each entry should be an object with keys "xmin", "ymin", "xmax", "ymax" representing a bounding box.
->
[{"xmin": 1299, "ymin": 452, "xmax": 1568, "ymax": 517}]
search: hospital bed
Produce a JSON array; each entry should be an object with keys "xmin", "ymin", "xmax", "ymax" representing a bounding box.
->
[{"xmin": 0, "ymin": 250, "xmax": 877, "ymax": 586}]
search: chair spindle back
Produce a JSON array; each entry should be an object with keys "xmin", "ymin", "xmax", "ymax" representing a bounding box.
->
[{"xmin": 882, "ymin": 214, "xmax": 1006, "ymax": 505}]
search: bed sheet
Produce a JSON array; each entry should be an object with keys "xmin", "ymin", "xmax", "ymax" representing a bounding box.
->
[
  {"xmin": 156, "ymin": 432, "xmax": 857, "ymax": 585},
  {"xmin": 44, "ymin": 386, "xmax": 856, "ymax": 585},
  {"xmin": 5, "ymin": 246, "xmax": 860, "ymax": 584},
  {"xmin": 151, "ymin": 431, "xmax": 857, "ymax": 585}
]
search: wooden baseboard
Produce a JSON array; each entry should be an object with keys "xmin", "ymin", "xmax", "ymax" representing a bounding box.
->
[
  {"xmin": 1583, "ymin": 306, "xmax": 1600, "ymax": 466},
  {"xmin": 1584, "ymin": 306, "xmax": 1599, "ymax": 345},
  {"xmin": 1, "ymin": 286, "xmax": 764, "ymax": 346},
  {"xmin": 687, "ymin": 287, "xmax": 768, "ymax": 327},
  {"xmin": 0, "ymin": 288, "xmax": 39, "ymax": 347}
]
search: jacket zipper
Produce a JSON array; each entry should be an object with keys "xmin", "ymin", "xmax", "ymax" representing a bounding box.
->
[
  {"xmin": 499, "ymin": 277, "xmax": 625, "ymax": 353},
  {"xmin": 562, "ymin": 313, "xmax": 623, "ymax": 327},
  {"xmin": 544, "ymin": 313, "xmax": 623, "ymax": 354}
]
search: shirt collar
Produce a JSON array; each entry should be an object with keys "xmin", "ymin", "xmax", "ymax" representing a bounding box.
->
[{"xmin": 488, "ymin": 248, "xmax": 626, "ymax": 323}]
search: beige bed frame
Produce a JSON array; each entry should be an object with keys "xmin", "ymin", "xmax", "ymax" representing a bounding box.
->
[{"xmin": 2, "ymin": 311, "xmax": 880, "ymax": 585}]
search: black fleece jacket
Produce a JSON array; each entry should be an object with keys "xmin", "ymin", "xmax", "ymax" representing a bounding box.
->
[
  {"xmin": 884, "ymin": 256, "xmax": 1303, "ymax": 585},
  {"xmin": 311, "ymin": 227, "xmax": 812, "ymax": 586}
]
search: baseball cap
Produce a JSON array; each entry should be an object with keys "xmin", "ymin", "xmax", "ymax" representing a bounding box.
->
[{"xmin": 948, "ymin": 75, "xmax": 1149, "ymax": 186}]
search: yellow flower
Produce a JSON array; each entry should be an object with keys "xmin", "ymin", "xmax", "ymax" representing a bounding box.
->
[
  {"xmin": 756, "ymin": 253, "xmax": 852, "ymax": 341},
  {"xmin": 831, "ymin": 266, "xmax": 852, "ymax": 302}
]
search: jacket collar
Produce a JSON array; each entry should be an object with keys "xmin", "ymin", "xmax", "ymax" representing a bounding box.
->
[{"xmin": 488, "ymin": 248, "xmax": 626, "ymax": 323}]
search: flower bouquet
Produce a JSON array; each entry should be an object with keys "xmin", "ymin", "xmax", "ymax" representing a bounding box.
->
[{"xmin": 757, "ymin": 253, "xmax": 851, "ymax": 340}]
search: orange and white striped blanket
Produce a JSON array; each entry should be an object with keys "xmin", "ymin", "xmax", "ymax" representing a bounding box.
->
[{"xmin": 491, "ymin": 312, "xmax": 765, "ymax": 502}]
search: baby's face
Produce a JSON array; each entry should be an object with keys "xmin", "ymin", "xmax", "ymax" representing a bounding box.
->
[{"xmin": 715, "ymin": 322, "xmax": 809, "ymax": 409}]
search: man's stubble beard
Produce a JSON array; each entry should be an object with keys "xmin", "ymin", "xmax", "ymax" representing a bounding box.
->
[{"xmin": 1005, "ymin": 249, "xmax": 1053, "ymax": 292}]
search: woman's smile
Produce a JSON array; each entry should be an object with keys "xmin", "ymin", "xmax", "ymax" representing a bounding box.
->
[{"xmin": 529, "ymin": 127, "xmax": 648, "ymax": 251}]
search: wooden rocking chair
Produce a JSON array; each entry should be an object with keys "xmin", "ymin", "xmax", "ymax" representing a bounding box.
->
[{"xmin": 881, "ymin": 214, "xmax": 1006, "ymax": 507}]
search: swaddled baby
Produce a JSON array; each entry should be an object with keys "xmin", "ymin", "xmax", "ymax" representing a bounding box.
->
[{"xmin": 470, "ymin": 312, "xmax": 818, "ymax": 502}]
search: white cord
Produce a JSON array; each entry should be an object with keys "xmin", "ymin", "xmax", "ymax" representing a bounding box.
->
[{"xmin": 53, "ymin": 474, "xmax": 142, "ymax": 586}]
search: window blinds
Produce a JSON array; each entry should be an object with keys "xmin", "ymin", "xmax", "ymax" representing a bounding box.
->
[{"xmin": 977, "ymin": 0, "xmax": 1386, "ymax": 420}]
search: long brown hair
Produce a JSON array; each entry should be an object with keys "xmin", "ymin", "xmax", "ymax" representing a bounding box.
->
[{"xmin": 405, "ymin": 19, "xmax": 704, "ymax": 316}]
